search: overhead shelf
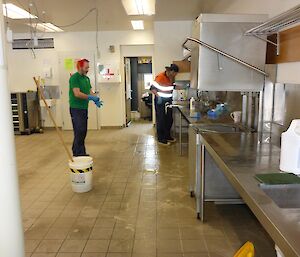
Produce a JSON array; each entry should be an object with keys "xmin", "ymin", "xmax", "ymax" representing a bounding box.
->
[{"xmin": 245, "ymin": 4, "xmax": 300, "ymax": 55}]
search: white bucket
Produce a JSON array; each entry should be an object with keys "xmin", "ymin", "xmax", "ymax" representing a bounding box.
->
[{"xmin": 68, "ymin": 156, "xmax": 93, "ymax": 193}]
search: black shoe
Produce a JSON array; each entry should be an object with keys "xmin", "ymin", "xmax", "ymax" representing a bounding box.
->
[
  {"xmin": 158, "ymin": 140, "xmax": 171, "ymax": 146},
  {"xmin": 167, "ymin": 137, "xmax": 176, "ymax": 143}
]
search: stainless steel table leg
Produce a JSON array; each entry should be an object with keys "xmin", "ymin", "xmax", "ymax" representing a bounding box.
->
[
  {"xmin": 173, "ymin": 108, "xmax": 176, "ymax": 138},
  {"xmin": 179, "ymin": 112, "xmax": 182, "ymax": 156},
  {"xmin": 195, "ymin": 134, "xmax": 201, "ymax": 218},
  {"xmin": 200, "ymin": 143, "xmax": 205, "ymax": 222}
]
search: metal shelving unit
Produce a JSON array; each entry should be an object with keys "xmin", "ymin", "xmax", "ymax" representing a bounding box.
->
[
  {"xmin": 11, "ymin": 94, "xmax": 21, "ymax": 133},
  {"xmin": 10, "ymin": 92, "xmax": 42, "ymax": 135},
  {"xmin": 245, "ymin": 4, "xmax": 300, "ymax": 55}
]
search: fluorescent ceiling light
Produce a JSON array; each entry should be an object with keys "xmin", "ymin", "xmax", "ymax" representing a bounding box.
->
[
  {"xmin": 122, "ymin": 0, "xmax": 155, "ymax": 15},
  {"xmin": 3, "ymin": 3, "xmax": 37, "ymax": 19},
  {"xmin": 131, "ymin": 20, "xmax": 144, "ymax": 30},
  {"xmin": 28, "ymin": 22, "xmax": 63, "ymax": 32}
]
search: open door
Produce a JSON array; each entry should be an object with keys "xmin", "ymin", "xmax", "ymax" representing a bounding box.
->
[
  {"xmin": 124, "ymin": 57, "xmax": 132, "ymax": 125},
  {"xmin": 58, "ymin": 51, "xmax": 99, "ymax": 130}
]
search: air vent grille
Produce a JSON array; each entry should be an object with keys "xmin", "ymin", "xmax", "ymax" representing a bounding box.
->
[{"xmin": 12, "ymin": 38, "xmax": 54, "ymax": 50}]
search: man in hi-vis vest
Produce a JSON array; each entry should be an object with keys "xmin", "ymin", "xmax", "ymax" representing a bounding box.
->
[{"xmin": 150, "ymin": 64, "xmax": 179, "ymax": 146}]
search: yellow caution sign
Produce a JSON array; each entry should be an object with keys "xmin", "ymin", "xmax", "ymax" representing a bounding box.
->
[{"xmin": 234, "ymin": 241, "xmax": 255, "ymax": 257}]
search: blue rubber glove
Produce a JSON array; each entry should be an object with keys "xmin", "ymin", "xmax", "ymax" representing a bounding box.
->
[
  {"xmin": 157, "ymin": 96, "xmax": 163, "ymax": 105},
  {"xmin": 95, "ymin": 100, "xmax": 103, "ymax": 108},
  {"xmin": 88, "ymin": 95, "xmax": 100, "ymax": 103}
]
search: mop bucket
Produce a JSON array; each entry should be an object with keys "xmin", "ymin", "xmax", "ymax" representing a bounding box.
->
[{"xmin": 69, "ymin": 156, "xmax": 93, "ymax": 193}]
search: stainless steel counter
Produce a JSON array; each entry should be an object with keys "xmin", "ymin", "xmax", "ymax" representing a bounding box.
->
[
  {"xmin": 199, "ymin": 132, "xmax": 300, "ymax": 257},
  {"xmin": 173, "ymin": 103, "xmax": 244, "ymax": 155},
  {"xmin": 173, "ymin": 103, "xmax": 300, "ymax": 256},
  {"xmin": 176, "ymin": 104, "xmax": 237, "ymax": 125},
  {"xmin": 173, "ymin": 103, "xmax": 245, "ymax": 202}
]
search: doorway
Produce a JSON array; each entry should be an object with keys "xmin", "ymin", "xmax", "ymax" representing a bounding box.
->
[{"xmin": 124, "ymin": 56, "xmax": 152, "ymax": 125}]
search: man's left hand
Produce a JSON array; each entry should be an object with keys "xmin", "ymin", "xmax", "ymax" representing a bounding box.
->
[{"xmin": 95, "ymin": 100, "xmax": 103, "ymax": 108}]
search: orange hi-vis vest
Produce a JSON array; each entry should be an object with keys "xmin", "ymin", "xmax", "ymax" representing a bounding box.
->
[{"xmin": 152, "ymin": 72, "xmax": 174, "ymax": 98}]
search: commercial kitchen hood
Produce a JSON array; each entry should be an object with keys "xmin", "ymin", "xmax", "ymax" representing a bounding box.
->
[{"xmin": 187, "ymin": 14, "xmax": 268, "ymax": 92}]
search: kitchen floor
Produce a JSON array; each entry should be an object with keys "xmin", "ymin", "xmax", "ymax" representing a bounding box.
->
[{"xmin": 17, "ymin": 122, "xmax": 276, "ymax": 257}]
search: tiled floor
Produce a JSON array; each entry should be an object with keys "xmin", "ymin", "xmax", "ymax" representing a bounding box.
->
[{"xmin": 16, "ymin": 122, "xmax": 276, "ymax": 257}]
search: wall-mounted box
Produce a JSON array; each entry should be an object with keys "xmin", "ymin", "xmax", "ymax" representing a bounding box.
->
[
  {"xmin": 176, "ymin": 72, "xmax": 190, "ymax": 81},
  {"xmin": 43, "ymin": 67, "xmax": 52, "ymax": 78},
  {"xmin": 97, "ymin": 62, "xmax": 121, "ymax": 83},
  {"xmin": 173, "ymin": 60, "xmax": 191, "ymax": 73}
]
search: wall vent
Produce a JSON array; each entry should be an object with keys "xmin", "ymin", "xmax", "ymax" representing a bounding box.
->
[{"xmin": 12, "ymin": 38, "xmax": 54, "ymax": 50}]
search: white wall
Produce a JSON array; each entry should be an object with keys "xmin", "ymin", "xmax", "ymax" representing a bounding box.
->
[
  {"xmin": 153, "ymin": 21, "xmax": 193, "ymax": 74},
  {"xmin": 8, "ymin": 49, "xmax": 59, "ymax": 92},
  {"xmin": 7, "ymin": 30, "xmax": 154, "ymax": 127},
  {"xmin": 120, "ymin": 44, "xmax": 154, "ymax": 57},
  {"xmin": 7, "ymin": 22, "xmax": 193, "ymax": 127},
  {"xmin": 277, "ymin": 63, "xmax": 300, "ymax": 84},
  {"xmin": 7, "ymin": 46, "xmax": 61, "ymax": 127},
  {"xmin": 202, "ymin": 0, "xmax": 300, "ymax": 17}
]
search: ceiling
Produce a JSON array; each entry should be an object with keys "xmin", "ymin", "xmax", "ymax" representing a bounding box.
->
[{"xmin": 6, "ymin": 0, "xmax": 203, "ymax": 32}]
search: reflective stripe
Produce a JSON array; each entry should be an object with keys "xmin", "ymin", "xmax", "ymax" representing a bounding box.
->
[
  {"xmin": 158, "ymin": 92, "xmax": 173, "ymax": 98},
  {"xmin": 152, "ymin": 81, "xmax": 174, "ymax": 91}
]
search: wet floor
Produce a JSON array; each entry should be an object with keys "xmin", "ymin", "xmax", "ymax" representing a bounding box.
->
[{"xmin": 16, "ymin": 122, "xmax": 276, "ymax": 257}]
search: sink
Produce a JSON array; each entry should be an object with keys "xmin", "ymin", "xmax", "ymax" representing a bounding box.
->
[
  {"xmin": 194, "ymin": 124, "xmax": 241, "ymax": 133},
  {"xmin": 260, "ymin": 184, "xmax": 300, "ymax": 208}
]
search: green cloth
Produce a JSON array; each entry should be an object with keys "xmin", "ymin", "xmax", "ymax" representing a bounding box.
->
[
  {"xmin": 255, "ymin": 173, "xmax": 300, "ymax": 185},
  {"xmin": 69, "ymin": 72, "xmax": 91, "ymax": 109}
]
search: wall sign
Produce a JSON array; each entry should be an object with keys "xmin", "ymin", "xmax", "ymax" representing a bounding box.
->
[
  {"xmin": 97, "ymin": 62, "xmax": 121, "ymax": 83},
  {"xmin": 64, "ymin": 58, "xmax": 74, "ymax": 71}
]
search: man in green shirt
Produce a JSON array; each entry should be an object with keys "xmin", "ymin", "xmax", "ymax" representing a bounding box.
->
[{"xmin": 69, "ymin": 58, "xmax": 102, "ymax": 156}]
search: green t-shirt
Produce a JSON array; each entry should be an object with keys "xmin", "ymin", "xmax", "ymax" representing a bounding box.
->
[{"xmin": 69, "ymin": 72, "xmax": 92, "ymax": 109}]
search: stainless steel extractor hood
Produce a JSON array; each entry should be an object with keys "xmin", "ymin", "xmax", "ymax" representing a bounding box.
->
[{"xmin": 188, "ymin": 14, "xmax": 268, "ymax": 92}]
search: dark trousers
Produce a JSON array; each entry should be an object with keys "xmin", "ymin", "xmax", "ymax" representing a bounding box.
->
[
  {"xmin": 155, "ymin": 96, "xmax": 173, "ymax": 141},
  {"xmin": 70, "ymin": 108, "xmax": 88, "ymax": 156}
]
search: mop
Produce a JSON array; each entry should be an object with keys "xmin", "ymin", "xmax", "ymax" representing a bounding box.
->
[{"xmin": 33, "ymin": 77, "xmax": 74, "ymax": 162}]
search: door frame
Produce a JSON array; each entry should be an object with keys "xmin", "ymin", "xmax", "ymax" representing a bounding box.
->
[
  {"xmin": 120, "ymin": 44, "xmax": 154, "ymax": 126},
  {"xmin": 124, "ymin": 57, "xmax": 132, "ymax": 126}
]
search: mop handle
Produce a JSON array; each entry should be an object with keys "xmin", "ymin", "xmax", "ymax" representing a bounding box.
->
[{"xmin": 33, "ymin": 77, "xmax": 74, "ymax": 162}]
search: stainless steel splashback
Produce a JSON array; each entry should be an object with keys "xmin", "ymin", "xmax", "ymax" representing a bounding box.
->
[
  {"xmin": 196, "ymin": 90, "xmax": 260, "ymax": 131},
  {"xmin": 190, "ymin": 14, "xmax": 267, "ymax": 91},
  {"xmin": 262, "ymin": 65, "xmax": 300, "ymax": 135},
  {"xmin": 198, "ymin": 91, "xmax": 242, "ymax": 111}
]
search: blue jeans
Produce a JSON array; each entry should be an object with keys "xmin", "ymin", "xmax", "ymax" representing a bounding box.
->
[{"xmin": 70, "ymin": 108, "xmax": 88, "ymax": 156}]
